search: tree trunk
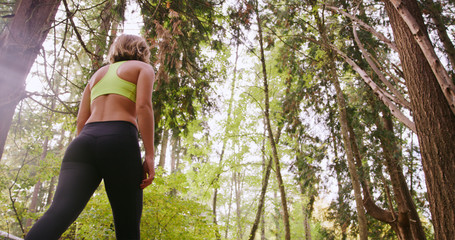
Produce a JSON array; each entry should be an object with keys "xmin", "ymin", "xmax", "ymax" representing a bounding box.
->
[
  {"xmin": 249, "ymin": 113, "xmax": 284, "ymax": 240},
  {"xmin": 90, "ymin": 0, "xmax": 124, "ymax": 69},
  {"xmin": 0, "ymin": 0, "xmax": 61, "ymax": 160},
  {"xmin": 158, "ymin": 128, "xmax": 169, "ymax": 168},
  {"xmin": 303, "ymin": 204, "xmax": 312, "ymax": 240},
  {"xmin": 313, "ymin": 5, "xmax": 369, "ymax": 239},
  {"xmin": 261, "ymin": 205, "xmax": 265, "ymax": 240},
  {"xmin": 46, "ymin": 176, "xmax": 56, "ymax": 207},
  {"xmin": 331, "ymin": 129, "xmax": 349, "ymax": 240},
  {"xmin": 25, "ymin": 180, "xmax": 42, "ymax": 229},
  {"xmin": 225, "ymin": 173, "xmax": 234, "ymax": 239},
  {"xmin": 248, "ymin": 157, "xmax": 273, "ymax": 240},
  {"xmin": 379, "ymin": 109, "xmax": 426, "ymax": 240},
  {"xmin": 387, "ymin": 0, "xmax": 455, "ymax": 114},
  {"xmin": 234, "ymin": 172, "xmax": 243, "ymax": 240},
  {"xmin": 255, "ymin": 1, "xmax": 291, "ymax": 239},
  {"xmin": 170, "ymin": 132, "xmax": 181, "ymax": 173},
  {"xmin": 330, "ymin": 60, "xmax": 368, "ymax": 240},
  {"xmin": 274, "ymin": 187, "xmax": 281, "ymax": 239},
  {"xmin": 384, "ymin": 1, "xmax": 455, "ymax": 239},
  {"xmin": 213, "ymin": 43, "xmax": 239, "ymax": 240},
  {"xmin": 212, "ymin": 188, "xmax": 221, "ymax": 240}
]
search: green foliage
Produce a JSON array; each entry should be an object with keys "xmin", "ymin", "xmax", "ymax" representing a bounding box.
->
[
  {"xmin": 73, "ymin": 170, "xmax": 217, "ymax": 239},
  {"xmin": 0, "ymin": 0, "xmax": 440, "ymax": 239}
]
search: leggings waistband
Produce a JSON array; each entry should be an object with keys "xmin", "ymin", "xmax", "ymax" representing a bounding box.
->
[{"xmin": 82, "ymin": 121, "xmax": 138, "ymax": 137}]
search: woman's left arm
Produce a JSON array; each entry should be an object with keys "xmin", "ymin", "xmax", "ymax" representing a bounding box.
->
[{"xmin": 76, "ymin": 84, "xmax": 91, "ymax": 135}]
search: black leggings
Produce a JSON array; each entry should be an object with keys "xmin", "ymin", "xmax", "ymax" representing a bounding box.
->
[{"xmin": 25, "ymin": 121, "xmax": 143, "ymax": 240}]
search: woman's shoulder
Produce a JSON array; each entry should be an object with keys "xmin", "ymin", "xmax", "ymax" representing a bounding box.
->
[{"xmin": 89, "ymin": 65, "xmax": 110, "ymax": 85}]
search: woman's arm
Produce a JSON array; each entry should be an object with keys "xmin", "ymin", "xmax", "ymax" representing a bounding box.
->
[
  {"xmin": 136, "ymin": 65, "xmax": 156, "ymax": 189},
  {"xmin": 76, "ymin": 84, "xmax": 91, "ymax": 135}
]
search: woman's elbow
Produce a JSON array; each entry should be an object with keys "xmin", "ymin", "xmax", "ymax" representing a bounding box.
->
[{"xmin": 136, "ymin": 102, "xmax": 153, "ymax": 113}]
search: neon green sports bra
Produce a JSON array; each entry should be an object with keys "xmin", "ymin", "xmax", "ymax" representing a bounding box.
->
[{"xmin": 90, "ymin": 61, "xmax": 137, "ymax": 103}]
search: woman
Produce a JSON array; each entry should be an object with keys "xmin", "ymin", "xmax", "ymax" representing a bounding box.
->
[{"xmin": 25, "ymin": 34, "xmax": 155, "ymax": 240}]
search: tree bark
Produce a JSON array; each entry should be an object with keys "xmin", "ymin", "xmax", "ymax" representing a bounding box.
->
[
  {"xmin": 384, "ymin": 1, "xmax": 455, "ymax": 239},
  {"xmin": 387, "ymin": 0, "xmax": 455, "ymax": 114},
  {"xmin": 0, "ymin": 0, "xmax": 61, "ymax": 160}
]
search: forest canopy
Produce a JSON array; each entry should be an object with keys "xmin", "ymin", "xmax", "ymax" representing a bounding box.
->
[{"xmin": 1, "ymin": 0, "xmax": 455, "ymax": 239}]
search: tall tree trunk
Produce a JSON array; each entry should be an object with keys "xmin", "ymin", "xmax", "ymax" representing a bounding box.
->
[
  {"xmin": 379, "ymin": 109, "xmax": 426, "ymax": 239},
  {"xmin": 91, "ymin": 0, "xmax": 126, "ymax": 69},
  {"xmin": 331, "ymin": 73, "xmax": 368, "ymax": 240},
  {"xmin": 303, "ymin": 203, "xmax": 312, "ymax": 240},
  {"xmin": 170, "ymin": 132, "xmax": 181, "ymax": 173},
  {"xmin": 261, "ymin": 205, "xmax": 266, "ymax": 240},
  {"xmin": 255, "ymin": 2, "xmax": 291, "ymax": 239},
  {"xmin": 92, "ymin": 0, "xmax": 114, "ymax": 69},
  {"xmin": 260, "ymin": 125, "xmax": 267, "ymax": 240},
  {"xmin": 212, "ymin": 187, "xmax": 221, "ymax": 240},
  {"xmin": 234, "ymin": 172, "xmax": 243, "ymax": 240},
  {"xmin": 348, "ymin": 109, "xmax": 415, "ymax": 240},
  {"xmin": 312, "ymin": 4, "xmax": 368, "ymax": 239},
  {"xmin": 225, "ymin": 173, "xmax": 234, "ymax": 239},
  {"xmin": 213, "ymin": 43, "xmax": 239, "ymax": 240},
  {"xmin": 46, "ymin": 176, "xmax": 56, "ymax": 206},
  {"xmin": 248, "ymin": 156, "xmax": 273, "ymax": 240},
  {"xmin": 330, "ymin": 126, "xmax": 349, "ymax": 240},
  {"xmin": 158, "ymin": 128, "xmax": 169, "ymax": 168},
  {"xmin": 0, "ymin": 0, "xmax": 61, "ymax": 160},
  {"xmin": 384, "ymin": 1, "xmax": 455, "ymax": 239},
  {"xmin": 25, "ymin": 180, "xmax": 42, "ymax": 229},
  {"xmin": 274, "ymin": 187, "xmax": 281, "ymax": 239},
  {"xmin": 249, "ymin": 106, "xmax": 285, "ymax": 239},
  {"xmin": 170, "ymin": 133, "xmax": 177, "ymax": 173}
]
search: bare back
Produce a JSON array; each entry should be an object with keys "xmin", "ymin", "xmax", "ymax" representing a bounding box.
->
[{"xmin": 77, "ymin": 60, "xmax": 155, "ymax": 132}]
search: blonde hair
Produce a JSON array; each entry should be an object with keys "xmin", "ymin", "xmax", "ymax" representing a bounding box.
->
[{"xmin": 107, "ymin": 34, "xmax": 151, "ymax": 64}]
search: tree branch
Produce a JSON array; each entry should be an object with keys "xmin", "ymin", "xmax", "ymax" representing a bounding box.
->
[
  {"xmin": 352, "ymin": 22, "xmax": 411, "ymax": 109},
  {"xmin": 62, "ymin": 0, "xmax": 97, "ymax": 60},
  {"xmin": 326, "ymin": 5, "xmax": 398, "ymax": 52}
]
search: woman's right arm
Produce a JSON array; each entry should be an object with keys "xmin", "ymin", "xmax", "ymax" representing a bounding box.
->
[
  {"xmin": 135, "ymin": 65, "xmax": 156, "ymax": 189},
  {"xmin": 76, "ymin": 84, "xmax": 91, "ymax": 135}
]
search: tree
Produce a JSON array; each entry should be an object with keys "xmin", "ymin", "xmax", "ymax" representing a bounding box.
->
[
  {"xmin": 0, "ymin": 0, "xmax": 61, "ymax": 160},
  {"xmin": 255, "ymin": 1, "xmax": 291, "ymax": 239},
  {"xmin": 384, "ymin": 0, "xmax": 455, "ymax": 238},
  {"xmin": 308, "ymin": 2, "xmax": 369, "ymax": 239}
]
